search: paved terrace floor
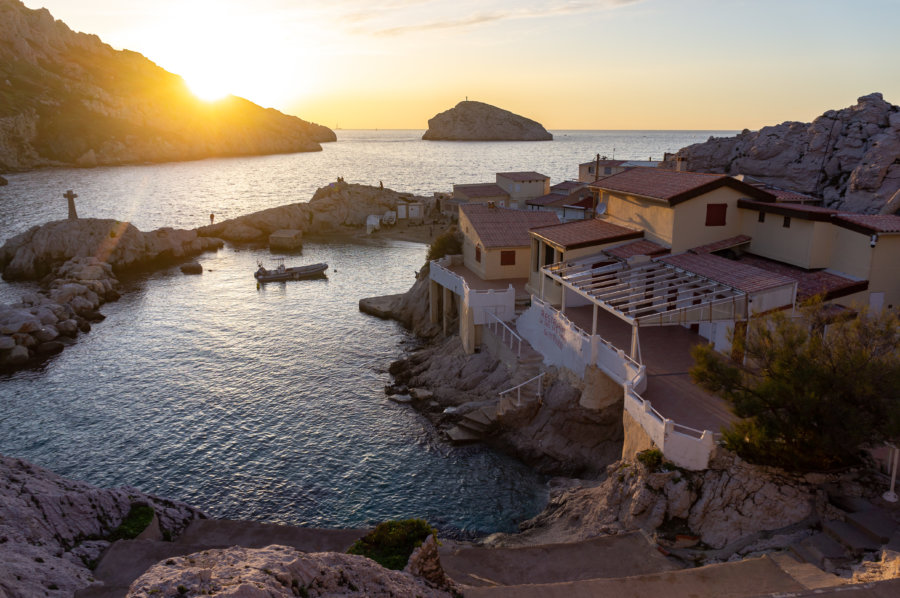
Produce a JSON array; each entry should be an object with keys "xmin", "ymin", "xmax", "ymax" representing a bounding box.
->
[
  {"xmin": 563, "ymin": 305, "xmax": 737, "ymax": 434},
  {"xmin": 447, "ymin": 264, "xmax": 530, "ymax": 300}
]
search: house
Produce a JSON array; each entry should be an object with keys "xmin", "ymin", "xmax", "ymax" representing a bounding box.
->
[
  {"xmin": 495, "ymin": 172, "xmax": 550, "ymax": 209},
  {"xmin": 590, "ymin": 168, "xmax": 775, "ymax": 252},
  {"xmin": 459, "ymin": 203, "xmax": 559, "ymax": 280},
  {"xmin": 578, "ymin": 158, "xmax": 660, "ymax": 183},
  {"xmin": 525, "ymin": 187, "xmax": 595, "ymax": 222},
  {"xmin": 452, "ymin": 183, "xmax": 510, "ymax": 208}
]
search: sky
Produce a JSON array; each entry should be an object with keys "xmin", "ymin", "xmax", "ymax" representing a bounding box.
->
[{"xmin": 23, "ymin": 0, "xmax": 900, "ymax": 130}]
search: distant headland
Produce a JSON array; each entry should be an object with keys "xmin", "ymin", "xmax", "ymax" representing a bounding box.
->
[
  {"xmin": 422, "ymin": 100, "xmax": 553, "ymax": 141},
  {"xmin": 0, "ymin": 0, "xmax": 334, "ymax": 172}
]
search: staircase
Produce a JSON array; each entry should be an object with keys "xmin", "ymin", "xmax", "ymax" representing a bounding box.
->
[
  {"xmin": 74, "ymin": 519, "xmax": 367, "ymax": 598},
  {"xmin": 446, "ymin": 320, "xmax": 545, "ymax": 444},
  {"xmin": 789, "ymin": 491, "xmax": 899, "ymax": 574}
]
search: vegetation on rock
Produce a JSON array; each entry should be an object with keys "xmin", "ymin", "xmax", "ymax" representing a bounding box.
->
[
  {"xmin": 425, "ymin": 229, "xmax": 462, "ymax": 262},
  {"xmin": 347, "ymin": 519, "xmax": 437, "ymax": 570},
  {"xmin": 107, "ymin": 503, "xmax": 155, "ymax": 541},
  {"xmin": 690, "ymin": 301, "xmax": 900, "ymax": 471}
]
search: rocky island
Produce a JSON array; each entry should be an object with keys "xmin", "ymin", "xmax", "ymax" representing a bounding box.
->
[
  {"xmin": 0, "ymin": 0, "xmax": 334, "ymax": 172},
  {"xmin": 422, "ymin": 100, "xmax": 553, "ymax": 141},
  {"xmin": 672, "ymin": 93, "xmax": 900, "ymax": 214}
]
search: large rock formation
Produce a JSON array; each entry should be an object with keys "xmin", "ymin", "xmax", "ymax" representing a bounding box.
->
[
  {"xmin": 0, "ymin": 218, "xmax": 223, "ymax": 280},
  {"xmin": 511, "ymin": 452, "xmax": 816, "ymax": 550},
  {"xmin": 0, "ymin": 454, "xmax": 203, "ymax": 598},
  {"xmin": 673, "ymin": 93, "xmax": 900, "ymax": 214},
  {"xmin": 423, "ymin": 101, "xmax": 553, "ymax": 141},
  {"xmin": 197, "ymin": 180, "xmax": 436, "ymax": 243},
  {"xmin": 126, "ymin": 544, "xmax": 456, "ymax": 598},
  {"xmin": 0, "ymin": 0, "xmax": 334, "ymax": 171}
]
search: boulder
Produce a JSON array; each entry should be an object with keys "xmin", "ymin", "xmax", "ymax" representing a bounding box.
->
[
  {"xmin": 179, "ymin": 261, "xmax": 203, "ymax": 275},
  {"xmin": 423, "ymin": 100, "xmax": 553, "ymax": 141},
  {"xmin": 3, "ymin": 344, "xmax": 29, "ymax": 364},
  {"xmin": 126, "ymin": 545, "xmax": 455, "ymax": 598},
  {"xmin": 0, "ymin": 174, "xmax": 8, "ymax": 186}
]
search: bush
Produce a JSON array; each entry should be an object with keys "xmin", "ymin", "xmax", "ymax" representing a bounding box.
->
[
  {"xmin": 347, "ymin": 519, "xmax": 437, "ymax": 570},
  {"xmin": 636, "ymin": 448, "xmax": 663, "ymax": 470},
  {"xmin": 107, "ymin": 503, "xmax": 155, "ymax": 541},
  {"xmin": 425, "ymin": 230, "xmax": 461, "ymax": 262}
]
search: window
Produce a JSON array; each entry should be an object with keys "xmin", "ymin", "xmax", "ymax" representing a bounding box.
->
[
  {"xmin": 758, "ymin": 211, "xmax": 765, "ymax": 223},
  {"xmin": 475, "ymin": 246, "xmax": 482, "ymax": 263},
  {"xmin": 604, "ymin": 167, "xmax": 612, "ymax": 175},
  {"xmin": 500, "ymin": 250, "xmax": 516, "ymax": 266},
  {"xmin": 783, "ymin": 216, "xmax": 791, "ymax": 228},
  {"xmin": 705, "ymin": 203, "xmax": 727, "ymax": 226},
  {"xmin": 588, "ymin": 166, "xmax": 594, "ymax": 174}
]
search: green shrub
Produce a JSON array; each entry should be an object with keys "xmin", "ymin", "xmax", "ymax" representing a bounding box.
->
[
  {"xmin": 108, "ymin": 503, "xmax": 155, "ymax": 541},
  {"xmin": 636, "ymin": 448, "xmax": 663, "ymax": 470},
  {"xmin": 347, "ymin": 519, "xmax": 437, "ymax": 570},
  {"xmin": 425, "ymin": 230, "xmax": 461, "ymax": 262}
]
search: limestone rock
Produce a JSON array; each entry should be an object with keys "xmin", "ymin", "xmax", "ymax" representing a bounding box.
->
[
  {"xmin": 404, "ymin": 535, "xmax": 458, "ymax": 593},
  {"xmin": 126, "ymin": 544, "xmax": 455, "ymax": 598},
  {"xmin": 0, "ymin": 174, "xmax": 7, "ymax": 185},
  {"xmin": 180, "ymin": 261, "xmax": 203, "ymax": 275},
  {"xmin": 673, "ymin": 93, "xmax": 900, "ymax": 213},
  {"xmin": 513, "ymin": 452, "xmax": 816, "ymax": 550},
  {"xmin": 423, "ymin": 100, "xmax": 553, "ymax": 141},
  {"xmin": 0, "ymin": 454, "xmax": 203, "ymax": 598}
]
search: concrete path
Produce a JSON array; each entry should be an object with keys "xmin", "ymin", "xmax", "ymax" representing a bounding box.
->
[
  {"xmin": 441, "ymin": 532, "xmax": 677, "ymax": 587},
  {"xmin": 462, "ymin": 554, "xmax": 808, "ymax": 598}
]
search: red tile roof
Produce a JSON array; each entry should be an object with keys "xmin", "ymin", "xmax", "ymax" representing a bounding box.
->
[
  {"xmin": 453, "ymin": 183, "xmax": 509, "ymax": 199},
  {"xmin": 689, "ymin": 235, "xmax": 752, "ymax": 254},
  {"xmin": 550, "ymin": 181, "xmax": 586, "ymax": 194},
  {"xmin": 525, "ymin": 193, "xmax": 567, "ymax": 207},
  {"xmin": 593, "ymin": 168, "xmax": 775, "ymax": 205},
  {"xmin": 660, "ymin": 253, "xmax": 796, "ymax": 294},
  {"xmin": 832, "ymin": 214, "xmax": 900, "ymax": 235},
  {"xmin": 530, "ymin": 218, "xmax": 642, "ymax": 250},
  {"xmin": 461, "ymin": 204, "xmax": 559, "ymax": 248},
  {"xmin": 605, "ymin": 239, "xmax": 670, "ymax": 260},
  {"xmin": 496, "ymin": 171, "xmax": 549, "ymax": 182},
  {"xmin": 736, "ymin": 254, "xmax": 869, "ymax": 301}
]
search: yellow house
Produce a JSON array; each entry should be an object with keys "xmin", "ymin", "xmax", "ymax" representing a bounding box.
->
[
  {"xmin": 452, "ymin": 183, "xmax": 510, "ymax": 207},
  {"xmin": 591, "ymin": 168, "xmax": 775, "ymax": 252},
  {"xmin": 459, "ymin": 204, "xmax": 558, "ymax": 280},
  {"xmin": 496, "ymin": 172, "xmax": 550, "ymax": 209}
]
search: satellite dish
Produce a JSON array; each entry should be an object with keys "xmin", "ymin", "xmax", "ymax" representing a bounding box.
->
[{"xmin": 596, "ymin": 201, "xmax": 608, "ymax": 216}]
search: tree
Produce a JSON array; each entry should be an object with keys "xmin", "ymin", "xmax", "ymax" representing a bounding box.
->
[{"xmin": 690, "ymin": 301, "xmax": 900, "ymax": 471}]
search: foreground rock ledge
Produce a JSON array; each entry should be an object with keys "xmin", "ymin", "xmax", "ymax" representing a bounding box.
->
[{"xmin": 423, "ymin": 101, "xmax": 553, "ymax": 141}]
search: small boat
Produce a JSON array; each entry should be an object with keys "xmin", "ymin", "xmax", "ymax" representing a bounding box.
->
[{"xmin": 254, "ymin": 258, "xmax": 328, "ymax": 282}]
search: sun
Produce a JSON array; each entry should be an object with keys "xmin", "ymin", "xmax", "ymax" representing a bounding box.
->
[{"xmin": 184, "ymin": 66, "xmax": 233, "ymax": 102}]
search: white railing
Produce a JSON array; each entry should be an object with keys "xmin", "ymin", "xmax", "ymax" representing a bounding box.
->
[
  {"xmin": 518, "ymin": 297, "xmax": 717, "ymax": 471},
  {"xmin": 499, "ymin": 372, "xmax": 545, "ymax": 408},
  {"xmin": 486, "ymin": 311, "xmax": 522, "ymax": 357},
  {"xmin": 430, "ymin": 256, "xmax": 516, "ymax": 324}
]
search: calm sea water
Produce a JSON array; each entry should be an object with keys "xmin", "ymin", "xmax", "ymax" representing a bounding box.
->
[{"xmin": 0, "ymin": 129, "xmax": 730, "ymax": 534}]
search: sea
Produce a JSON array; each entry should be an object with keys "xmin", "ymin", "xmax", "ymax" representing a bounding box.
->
[{"xmin": 0, "ymin": 129, "xmax": 731, "ymax": 535}]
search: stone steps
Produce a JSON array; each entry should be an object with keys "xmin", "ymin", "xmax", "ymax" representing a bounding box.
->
[
  {"xmin": 847, "ymin": 509, "xmax": 897, "ymax": 545},
  {"xmin": 792, "ymin": 532, "xmax": 853, "ymax": 571},
  {"xmin": 768, "ymin": 552, "xmax": 845, "ymax": 591},
  {"xmin": 823, "ymin": 519, "xmax": 881, "ymax": 555}
]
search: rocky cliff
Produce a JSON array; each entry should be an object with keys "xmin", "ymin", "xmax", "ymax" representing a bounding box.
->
[
  {"xmin": 197, "ymin": 180, "xmax": 436, "ymax": 242},
  {"xmin": 0, "ymin": 454, "xmax": 203, "ymax": 598},
  {"xmin": 422, "ymin": 101, "xmax": 553, "ymax": 141},
  {"xmin": 673, "ymin": 93, "xmax": 900, "ymax": 214},
  {"xmin": 0, "ymin": 0, "xmax": 334, "ymax": 172}
]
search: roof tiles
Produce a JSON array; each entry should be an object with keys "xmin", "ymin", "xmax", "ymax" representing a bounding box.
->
[
  {"xmin": 660, "ymin": 253, "xmax": 796, "ymax": 293},
  {"xmin": 531, "ymin": 218, "xmax": 642, "ymax": 250},
  {"xmin": 461, "ymin": 204, "xmax": 559, "ymax": 248},
  {"xmin": 594, "ymin": 168, "xmax": 775, "ymax": 205}
]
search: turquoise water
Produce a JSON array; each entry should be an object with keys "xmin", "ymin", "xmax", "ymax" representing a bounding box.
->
[{"xmin": 0, "ymin": 130, "xmax": 730, "ymax": 534}]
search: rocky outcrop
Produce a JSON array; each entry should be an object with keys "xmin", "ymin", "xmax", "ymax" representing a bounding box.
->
[
  {"xmin": 0, "ymin": 454, "xmax": 203, "ymax": 598},
  {"xmin": 0, "ymin": 174, "xmax": 8, "ymax": 185},
  {"xmin": 423, "ymin": 101, "xmax": 552, "ymax": 141},
  {"xmin": 0, "ymin": 0, "xmax": 334, "ymax": 172},
  {"xmin": 197, "ymin": 180, "xmax": 436, "ymax": 243},
  {"xmin": 512, "ymin": 452, "xmax": 816, "ymax": 551},
  {"xmin": 0, "ymin": 218, "xmax": 223, "ymax": 280},
  {"xmin": 673, "ymin": 93, "xmax": 900, "ymax": 214},
  {"xmin": 126, "ymin": 544, "xmax": 456, "ymax": 598}
]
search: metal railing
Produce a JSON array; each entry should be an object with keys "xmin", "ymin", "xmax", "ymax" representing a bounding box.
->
[
  {"xmin": 486, "ymin": 311, "xmax": 523, "ymax": 357},
  {"xmin": 499, "ymin": 372, "xmax": 545, "ymax": 408}
]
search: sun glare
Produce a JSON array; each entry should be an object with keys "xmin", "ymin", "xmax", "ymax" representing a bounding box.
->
[{"xmin": 185, "ymin": 68, "xmax": 232, "ymax": 102}]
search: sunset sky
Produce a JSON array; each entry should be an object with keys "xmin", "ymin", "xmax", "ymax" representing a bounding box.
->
[{"xmin": 26, "ymin": 0, "xmax": 900, "ymax": 130}]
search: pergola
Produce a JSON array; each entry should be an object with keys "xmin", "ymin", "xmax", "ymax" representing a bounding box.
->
[{"xmin": 541, "ymin": 256, "xmax": 749, "ymax": 362}]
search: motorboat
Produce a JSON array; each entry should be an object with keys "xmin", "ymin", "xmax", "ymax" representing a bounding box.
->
[{"xmin": 254, "ymin": 258, "xmax": 327, "ymax": 282}]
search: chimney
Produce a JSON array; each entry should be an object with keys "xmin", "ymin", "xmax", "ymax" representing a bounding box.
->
[{"xmin": 676, "ymin": 157, "xmax": 686, "ymax": 172}]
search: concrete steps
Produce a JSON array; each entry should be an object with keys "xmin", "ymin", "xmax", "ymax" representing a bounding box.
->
[
  {"xmin": 792, "ymin": 532, "xmax": 853, "ymax": 570},
  {"xmin": 768, "ymin": 552, "xmax": 845, "ymax": 591},
  {"xmin": 460, "ymin": 554, "xmax": 809, "ymax": 598},
  {"xmin": 440, "ymin": 532, "xmax": 678, "ymax": 588}
]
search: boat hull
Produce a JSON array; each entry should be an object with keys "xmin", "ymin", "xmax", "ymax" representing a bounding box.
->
[{"xmin": 254, "ymin": 262, "xmax": 328, "ymax": 282}]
